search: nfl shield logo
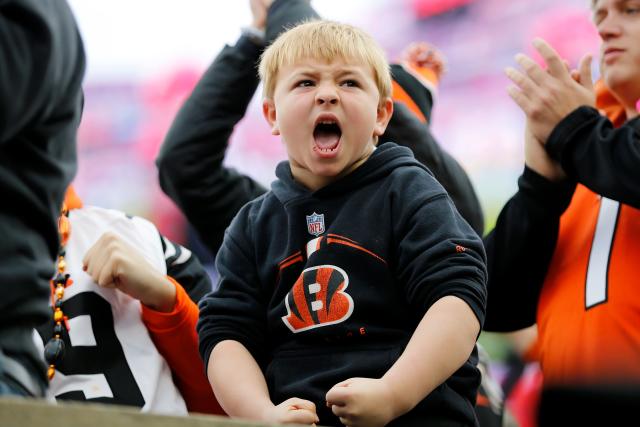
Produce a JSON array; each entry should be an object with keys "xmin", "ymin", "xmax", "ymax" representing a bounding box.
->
[{"xmin": 306, "ymin": 212, "xmax": 325, "ymax": 236}]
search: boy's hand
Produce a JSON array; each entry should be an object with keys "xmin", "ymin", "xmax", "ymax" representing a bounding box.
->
[
  {"xmin": 506, "ymin": 38, "xmax": 594, "ymax": 144},
  {"xmin": 524, "ymin": 121, "xmax": 566, "ymax": 182},
  {"xmin": 263, "ymin": 398, "xmax": 319, "ymax": 425},
  {"xmin": 82, "ymin": 232, "xmax": 176, "ymax": 312},
  {"xmin": 326, "ymin": 378, "xmax": 396, "ymax": 427}
]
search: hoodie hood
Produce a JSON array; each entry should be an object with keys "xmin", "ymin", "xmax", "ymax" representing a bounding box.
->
[{"xmin": 271, "ymin": 142, "xmax": 427, "ymax": 205}]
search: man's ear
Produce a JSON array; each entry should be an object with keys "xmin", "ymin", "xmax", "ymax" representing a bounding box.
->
[
  {"xmin": 373, "ymin": 97, "xmax": 394, "ymax": 136},
  {"xmin": 262, "ymin": 98, "xmax": 280, "ymax": 135}
]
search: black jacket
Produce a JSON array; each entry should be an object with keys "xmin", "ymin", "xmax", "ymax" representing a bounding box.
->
[
  {"xmin": 156, "ymin": 0, "xmax": 484, "ymax": 257},
  {"xmin": 483, "ymin": 106, "xmax": 640, "ymax": 331},
  {"xmin": 0, "ymin": 0, "xmax": 85, "ymax": 358},
  {"xmin": 546, "ymin": 106, "xmax": 640, "ymax": 209},
  {"xmin": 198, "ymin": 143, "xmax": 487, "ymax": 426}
]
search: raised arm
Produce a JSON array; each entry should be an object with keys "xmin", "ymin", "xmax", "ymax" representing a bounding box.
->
[
  {"xmin": 157, "ymin": 0, "xmax": 319, "ymax": 255},
  {"xmin": 156, "ymin": 33, "xmax": 266, "ymax": 255},
  {"xmin": 483, "ymin": 123, "xmax": 575, "ymax": 332},
  {"xmin": 384, "ymin": 44, "xmax": 485, "ymax": 235},
  {"xmin": 502, "ymin": 38, "xmax": 639, "ymax": 206}
]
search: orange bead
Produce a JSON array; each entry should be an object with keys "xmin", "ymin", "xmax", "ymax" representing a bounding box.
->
[
  {"xmin": 47, "ymin": 365, "xmax": 56, "ymax": 380},
  {"xmin": 58, "ymin": 214, "xmax": 70, "ymax": 246},
  {"xmin": 54, "ymin": 310, "xmax": 63, "ymax": 322},
  {"xmin": 57, "ymin": 258, "xmax": 66, "ymax": 273},
  {"xmin": 55, "ymin": 287, "xmax": 64, "ymax": 299}
]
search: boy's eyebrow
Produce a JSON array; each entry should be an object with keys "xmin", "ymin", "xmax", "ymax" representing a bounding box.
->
[
  {"xmin": 334, "ymin": 68, "xmax": 367, "ymax": 78},
  {"xmin": 292, "ymin": 70, "xmax": 320, "ymax": 78},
  {"xmin": 290, "ymin": 65, "xmax": 367, "ymax": 78}
]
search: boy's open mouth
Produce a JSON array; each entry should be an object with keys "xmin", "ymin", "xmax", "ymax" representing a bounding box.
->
[{"xmin": 313, "ymin": 120, "xmax": 342, "ymax": 153}]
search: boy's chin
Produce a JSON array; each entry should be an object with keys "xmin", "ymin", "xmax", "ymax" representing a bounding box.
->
[{"xmin": 311, "ymin": 165, "xmax": 345, "ymax": 178}]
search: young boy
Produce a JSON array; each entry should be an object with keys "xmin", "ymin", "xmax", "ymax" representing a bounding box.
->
[
  {"xmin": 198, "ymin": 21, "xmax": 487, "ymax": 427},
  {"xmin": 156, "ymin": 0, "xmax": 484, "ymax": 259}
]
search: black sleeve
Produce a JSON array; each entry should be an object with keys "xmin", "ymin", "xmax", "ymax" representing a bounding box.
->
[
  {"xmin": 382, "ymin": 103, "xmax": 485, "ymax": 235},
  {"xmin": 197, "ymin": 209, "xmax": 268, "ymax": 369},
  {"xmin": 546, "ymin": 106, "xmax": 640, "ymax": 208},
  {"xmin": 265, "ymin": 0, "xmax": 319, "ymax": 44},
  {"xmin": 0, "ymin": 0, "xmax": 85, "ymax": 143},
  {"xmin": 482, "ymin": 167, "xmax": 576, "ymax": 332},
  {"xmin": 160, "ymin": 234, "xmax": 212, "ymax": 303},
  {"xmin": 156, "ymin": 36, "xmax": 267, "ymax": 256},
  {"xmin": 389, "ymin": 64, "xmax": 435, "ymax": 122},
  {"xmin": 394, "ymin": 170, "xmax": 487, "ymax": 326}
]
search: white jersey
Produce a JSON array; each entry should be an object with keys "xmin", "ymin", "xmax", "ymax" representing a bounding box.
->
[{"xmin": 37, "ymin": 206, "xmax": 187, "ymax": 415}]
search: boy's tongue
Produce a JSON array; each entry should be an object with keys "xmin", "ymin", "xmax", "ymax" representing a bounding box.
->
[{"xmin": 314, "ymin": 127, "xmax": 340, "ymax": 151}]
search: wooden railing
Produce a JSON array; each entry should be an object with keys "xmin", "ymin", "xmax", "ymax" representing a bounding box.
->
[{"xmin": 0, "ymin": 397, "xmax": 311, "ymax": 427}]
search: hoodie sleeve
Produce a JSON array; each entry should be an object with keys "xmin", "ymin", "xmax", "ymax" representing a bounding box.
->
[
  {"xmin": 392, "ymin": 167, "xmax": 487, "ymax": 326},
  {"xmin": 197, "ymin": 207, "xmax": 268, "ymax": 369},
  {"xmin": 546, "ymin": 106, "xmax": 640, "ymax": 209}
]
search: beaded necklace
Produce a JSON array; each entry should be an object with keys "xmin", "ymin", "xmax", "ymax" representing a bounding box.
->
[{"xmin": 44, "ymin": 202, "xmax": 73, "ymax": 380}]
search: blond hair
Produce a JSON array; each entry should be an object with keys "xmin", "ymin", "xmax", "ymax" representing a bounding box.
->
[{"xmin": 259, "ymin": 20, "xmax": 391, "ymax": 105}]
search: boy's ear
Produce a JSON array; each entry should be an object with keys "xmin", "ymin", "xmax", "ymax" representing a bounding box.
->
[
  {"xmin": 262, "ymin": 99, "xmax": 280, "ymax": 136},
  {"xmin": 373, "ymin": 97, "xmax": 394, "ymax": 137}
]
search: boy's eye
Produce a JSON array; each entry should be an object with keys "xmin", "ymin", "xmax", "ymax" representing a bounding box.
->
[
  {"xmin": 340, "ymin": 79, "xmax": 359, "ymax": 87},
  {"xmin": 624, "ymin": 7, "xmax": 640, "ymax": 14},
  {"xmin": 296, "ymin": 80, "xmax": 314, "ymax": 87}
]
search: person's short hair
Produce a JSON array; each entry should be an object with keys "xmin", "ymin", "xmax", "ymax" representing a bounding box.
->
[{"xmin": 259, "ymin": 20, "xmax": 391, "ymax": 105}]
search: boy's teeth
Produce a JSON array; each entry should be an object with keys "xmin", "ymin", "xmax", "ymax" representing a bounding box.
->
[{"xmin": 313, "ymin": 120, "xmax": 341, "ymax": 151}]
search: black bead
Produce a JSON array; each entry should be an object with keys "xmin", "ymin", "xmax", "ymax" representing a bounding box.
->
[
  {"xmin": 44, "ymin": 337, "xmax": 65, "ymax": 365},
  {"xmin": 53, "ymin": 323, "xmax": 64, "ymax": 335},
  {"xmin": 55, "ymin": 299, "xmax": 63, "ymax": 309}
]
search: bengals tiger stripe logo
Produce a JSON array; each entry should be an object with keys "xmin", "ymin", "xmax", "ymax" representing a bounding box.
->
[{"xmin": 282, "ymin": 265, "xmax": 354, "ymax": 333}]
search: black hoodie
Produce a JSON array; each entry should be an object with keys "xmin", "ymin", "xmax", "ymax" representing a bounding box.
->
[
  {"xmin": 0, "ymin": 0, "xmax": 85, "ymax": 391},
  {"xmin": 198, "ymin": 143, "xmax": 487, "ymax": 426}
]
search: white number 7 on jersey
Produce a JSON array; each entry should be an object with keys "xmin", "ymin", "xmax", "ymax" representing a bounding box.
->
[{"xmin": 585, "ymin": 197, "xmax": 620, "ymax": 309}]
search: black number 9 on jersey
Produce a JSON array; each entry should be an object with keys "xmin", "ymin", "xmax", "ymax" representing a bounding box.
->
[{"xmin": 38, "ymin": 293, "xmax": 145, "ymax": 407}]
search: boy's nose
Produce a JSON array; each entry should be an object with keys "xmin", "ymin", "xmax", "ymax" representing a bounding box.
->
[{"xmin": 315, "ymin": 87, "xmax": 339, "ymax": 105}]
